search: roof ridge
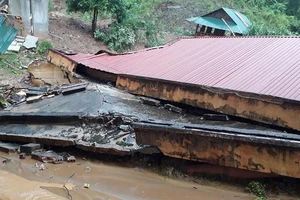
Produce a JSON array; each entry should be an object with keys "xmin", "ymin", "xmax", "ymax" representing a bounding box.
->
[
  {"xmin": 181, "ymin": 35, "xmax": 300, "ymax": 39},
  {"xmin": 93, "ymin": 35, "xmax": 300, "ymax": 56}
]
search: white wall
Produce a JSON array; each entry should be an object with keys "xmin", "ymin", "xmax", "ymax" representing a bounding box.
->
[
  {"xmin": 32, "ymin": 0, "xmax": 49, "ymax": 37},
  {"xmin": 8, "ymin": 0, "xmax": 49, "ymax": 37}
]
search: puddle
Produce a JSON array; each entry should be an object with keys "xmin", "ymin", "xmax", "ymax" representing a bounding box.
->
[{"xmin": 0, "ymin": 152, "xmax": 253, "ymax": 200}]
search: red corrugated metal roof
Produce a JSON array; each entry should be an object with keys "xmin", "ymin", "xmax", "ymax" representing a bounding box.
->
[{"xmin": 68, "ymin": 37, "xmax": 300, "ymax": 101}]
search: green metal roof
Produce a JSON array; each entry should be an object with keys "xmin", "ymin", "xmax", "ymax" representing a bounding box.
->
[
  {"xmin": 187, "ymin": 16, "xmax": 242, "ymax": 33},
  {"xmin": 187, "ymin": 7, "xmax": 252, "ymax": 35},
  {"xmin": 0, "ymin": 15, "xmax": 19, "ymax": 54},
  {"xmin": 222, "ymin": 8, "xmax": 252, "ymax": 34}
]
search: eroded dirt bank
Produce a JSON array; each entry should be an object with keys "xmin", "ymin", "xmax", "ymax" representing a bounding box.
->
[{"xmin": 0, "ymin": 152, "xmax": 254, "ymax": 200}]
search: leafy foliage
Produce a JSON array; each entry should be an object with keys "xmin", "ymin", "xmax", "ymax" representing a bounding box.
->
[
  {"xmin": 246, "ymin": 181, "xmax": 267, "ymax": 200},
  {"xmin": 37, "ymin": 41, "xmax": 53, "ymax": 54},
  {"xmin": 92, "ymin": 0, "xmax": 162, "ymax": 52},
  {"xmin": 95, "ymin": 23, "xmax": 136, "ymax": 52},
  {"xmin": 211, "ymin": 0, "xmax": 299, "ymax": 35},
  {"xmin": 66, "ymin": 0, "xmax": 127, "ymax": 23},
  {"xmin": 68, "ymin": 0, "xmax": 300, "ymax": 52}
]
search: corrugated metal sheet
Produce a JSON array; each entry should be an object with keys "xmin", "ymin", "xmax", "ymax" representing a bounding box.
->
[
  {"xmin": 67, "ymin": 37, "xmax": 300, "ymax": 102},
  {"xmin": 222, "ymin": 8, "xmax": 252, "ymax": 32},
  {"xmin": 0, "ymin": 15, "xmax": 19, "ymax": 54},
  {"xmin": 0, "ymin": 15, "xmax": 6, "ymax": 25},
  {"xmin": 188, "ymin": 7, "xmax": 251, "ymax": 34},
  {"xmin": 188, "ymin": 17, "xmax": 242, "ymax": 34}
]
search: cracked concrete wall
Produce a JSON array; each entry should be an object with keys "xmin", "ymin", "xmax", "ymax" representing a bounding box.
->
[
  {"xmin": 28, "ymin": 63, "xmax": 79, "ymax": 86},
  {"xmin": 117, "ymin": 75, "xmax": 300, "ymax": 131},
  {"xmin": 134, "ymin": 123, "xmax": 300, "ymax": 178}
]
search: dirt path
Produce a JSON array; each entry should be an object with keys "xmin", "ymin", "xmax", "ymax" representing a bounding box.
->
[{"xmin": 0, "ymin": 153, "xmax": 254, "ymax": 200}]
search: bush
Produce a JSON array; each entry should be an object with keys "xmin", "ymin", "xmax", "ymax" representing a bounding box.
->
[
  {"xmin": 95, "ymin": 23, "xmax": 136, "ymax": 53},
  {"xmin": 37, "ymin": 41, "xmax": 53, "ymax": 54},
  {"xmin": 246, "ymin": 181, "xmax": 267, "ymax": 200}
]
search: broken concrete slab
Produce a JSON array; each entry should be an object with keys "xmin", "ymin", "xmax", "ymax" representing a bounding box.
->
[
  {"xmin": 2, "ymin": 82, "xmax": 299, "ymax": 179},
  {"xmin": 28, "ymin": 63, "xmax": 79, "ymax": 86},
  {"xmin": 164, "ymin": 104, "xmax": 184, "ymax": 114},
  {"xmin": 20, "ymin": 143, "xmax": 41, "ymax": 155},
  {"xmin": 57, "ymin": 152, "xmax": 76, "ymax": 162},
  {"xmin": 140, "ymin": 97, "xmax": 161, "ymax": 107},
  {"xmin": 49, "ymin": 86, "xmax": 61, "ymax": 95},
  {"xmin": 28, "ymin": 86, "xmax": 49, "ymax": 93},
  {"xmin": 7, "ymin": 45, "xmax": 21, "ymax": 52},
  {"xmin": 61, "ymin": 83, "xmax": 87, "ymax": 95},
  {"xmin": 26, "ymin": 90, "xmax": 46, "ymax": 96},
  {"xmin": 19, "ymin": 153, "xmax": 26, "ymax": 159},
  {"xmin": 15, "ymin": 38, "xmax": 25, "ymax": 43},
  {"xmin": 0, "ymin": 142, "xmax": 20, "ymax": 153},
  {"xmin": 203, "ymin": 114, "xmax": 229, "ymax": 121},
  {"xmin": 32, "ymin": 150, "xmax": 64, "ymax": 164},
  {"xmin": 23, "ymin": 35, "xmax": 38, "ymax": 49}
]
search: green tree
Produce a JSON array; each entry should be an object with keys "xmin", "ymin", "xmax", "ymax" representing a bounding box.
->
[
  {"xmin": 66, "ymin": 0, "xmax": 127, "ymax": 33},
  {"xmin": 287, "ymin": 0, "xmax": 300, "ymax": 17}
]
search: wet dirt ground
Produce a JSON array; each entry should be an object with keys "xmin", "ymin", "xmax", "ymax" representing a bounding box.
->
[{"xmin": 0, "ymin": 152, "xmax": 254, "ymax": 200}]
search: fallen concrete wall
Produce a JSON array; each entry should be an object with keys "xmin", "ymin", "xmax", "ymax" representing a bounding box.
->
[
  {"xmin": 117, "ymin": 75, "xmax": 300, "ymax": 132},
  {"xmin": 47, "ymin": 49, "xmax": 118, "ymax": 83},
  {"xmin": 28, "ymin": 63, "xmax": 79, "ymax": 86},
  {"xmin": 47, "ymin": 49, "xmax": 77, "ymax": 75},
  {"xmin": 134, "ymin": 122, "xmax": 300, "ymax": 178}
]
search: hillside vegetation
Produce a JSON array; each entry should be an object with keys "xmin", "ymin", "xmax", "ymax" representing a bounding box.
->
[{"xmin": 66, "ymin": 0, "xmax": 300, "ymax": 52}]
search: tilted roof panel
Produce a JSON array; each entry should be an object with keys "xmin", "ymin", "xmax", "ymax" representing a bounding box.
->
[{"xmin": 67, "ymin": 36, "xmax": 300, "ymax": 102}]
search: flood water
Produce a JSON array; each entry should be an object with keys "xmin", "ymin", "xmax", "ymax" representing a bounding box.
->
[{"xmin": 0, "ymin": 152, "xmax": 253, "ymax": 200}]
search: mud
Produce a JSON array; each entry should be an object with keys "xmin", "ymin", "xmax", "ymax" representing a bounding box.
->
[{"xmin": 0, "ymin": 152, "xmax": 254, "ymax": 200}]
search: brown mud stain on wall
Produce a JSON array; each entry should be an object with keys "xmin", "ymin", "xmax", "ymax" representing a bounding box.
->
[
  {"xmin": 135, "ymin": 126, "xmax": 300, "ymax": 178},
  {"xmin": 117, "ymin": 75, "xmax": 300, "ymax": 131}
]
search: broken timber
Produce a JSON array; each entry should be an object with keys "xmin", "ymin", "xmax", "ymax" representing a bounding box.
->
[{"xmin": 133, "ymin": 122, "xmax": 300, "ymax": 178}]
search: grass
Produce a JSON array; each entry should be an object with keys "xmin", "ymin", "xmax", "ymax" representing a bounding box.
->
[
  {"xmin": 48, "ymin": 0, "xmax": 54, "ymax": 12},
  {"xmin": 0, "ymin": 53, "xmax": 22, "ymax": 74},
  {"xmin": 0, "ymin": 45, "xmax": 47, "ymax": 75}
]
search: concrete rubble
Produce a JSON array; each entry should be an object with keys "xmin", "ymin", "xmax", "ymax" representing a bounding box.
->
[
  {"xmin": 31, "ymin": 150, "xmax": 64, "ymax": 164},
  {"xmin": 23, "ymin": 35, "xmax": 38, "ymax": 49},
  {"xmin": 7, "ymin": 36, "xmax": 25, "ymax": 52}
]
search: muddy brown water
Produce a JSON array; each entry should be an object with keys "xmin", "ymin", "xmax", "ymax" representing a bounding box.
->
[{"xmin": 0, "ymin": 152, "xmax": 254, "ymax": 200}]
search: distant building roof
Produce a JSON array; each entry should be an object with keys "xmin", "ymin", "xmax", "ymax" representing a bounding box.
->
[
  {"xmin": 67, "ymin": 36, "xmax": 300, "ymax": 102},
  {"xmin": 0, "ymin": 15, "xmax": 18, "ymax": 54},
  {"xmin": 187, "ymin": 7, "xmax": 252, "ymax": 35}
]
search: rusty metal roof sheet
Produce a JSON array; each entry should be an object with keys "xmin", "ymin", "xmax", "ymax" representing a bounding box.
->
[
  {"xmin": 68, "ymin": 37, "xmax": 300, "ymax": 102},
  {"xmin": 0, "ymin": 15, "xmax": 19, "ymax": 54}
]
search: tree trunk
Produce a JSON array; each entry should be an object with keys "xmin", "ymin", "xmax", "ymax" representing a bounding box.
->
[{"xmin": 92, "ymin": 7, "xmax": 98, "ymax": 35}]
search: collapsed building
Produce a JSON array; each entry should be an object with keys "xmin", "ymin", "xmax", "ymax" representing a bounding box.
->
[
  {"xmin": 1, "ymin": 36, "xmax": 300, "ymax": 179},
  {"xmin": 187, "ymin": 7, "xmax": 252, "ymax": 36}
]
